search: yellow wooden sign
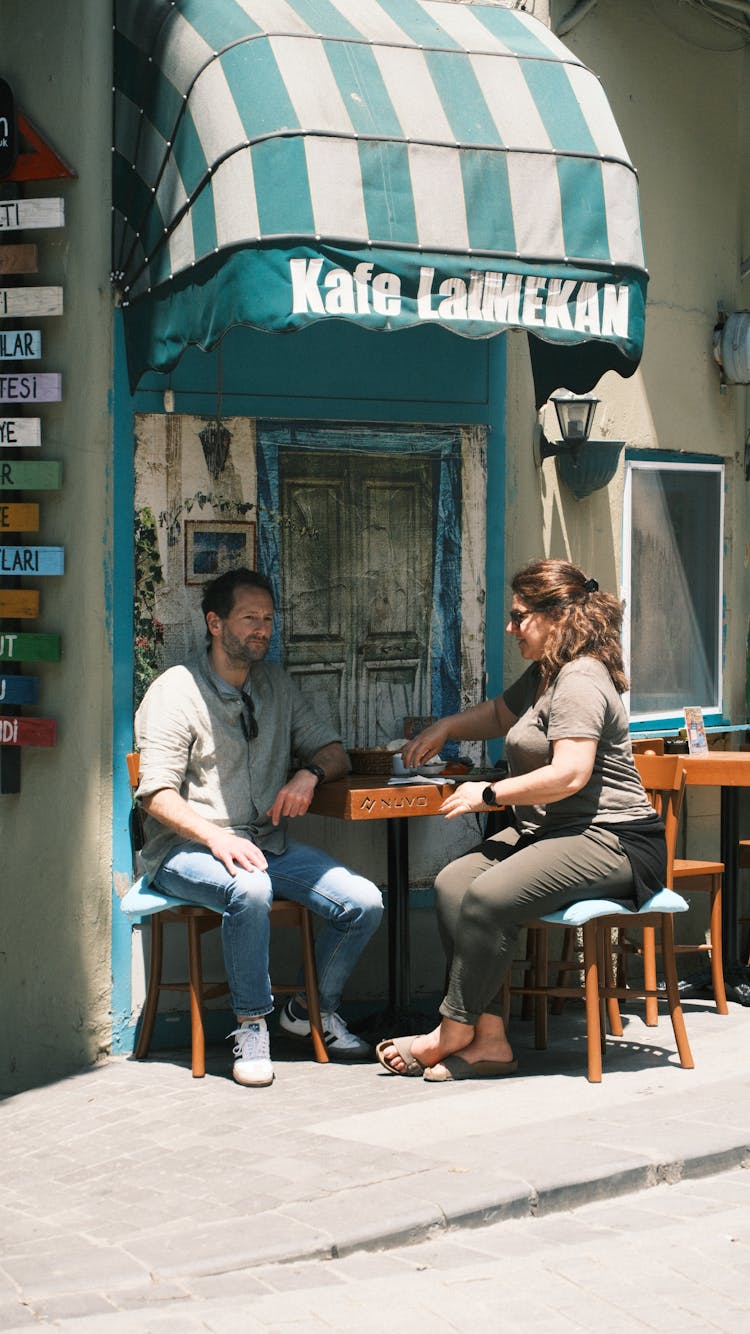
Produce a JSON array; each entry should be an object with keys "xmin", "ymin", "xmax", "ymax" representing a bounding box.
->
[{"xmin": 0, "ymin": 502, "xmax": 39, "ymax": 532}]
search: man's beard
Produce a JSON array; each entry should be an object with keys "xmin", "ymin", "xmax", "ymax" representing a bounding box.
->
[{"xmin": 220, "ymin": 625, "xmax": 268, "ymax": 667}]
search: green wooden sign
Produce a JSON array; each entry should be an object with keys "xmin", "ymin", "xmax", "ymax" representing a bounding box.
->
[
  {"xmin": 0, "ymin": 632, "xmax": 61, "ymax": 662},
  {"xmin": 0, "ymin": 460, "xmax": 61, "ymax": 489}
]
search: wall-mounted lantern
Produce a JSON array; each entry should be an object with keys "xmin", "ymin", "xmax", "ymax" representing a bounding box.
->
[
  {"xmin": 536, "ymin": 390, "xmax": 625, "ymax": 501},
  {"xmin": 713, "ymin": 310, "xmax": 750, "ymax": 387}
]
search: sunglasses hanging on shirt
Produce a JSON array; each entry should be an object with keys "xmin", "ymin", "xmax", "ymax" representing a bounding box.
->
[{"xmin": 239, "ymin": 689, "xmax": 258, "ymax": 741}]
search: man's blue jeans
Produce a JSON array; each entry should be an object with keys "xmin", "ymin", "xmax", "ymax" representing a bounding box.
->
[{"xmin": 152, "ymin": 838, "xmax": 383, "ymax": 1018}]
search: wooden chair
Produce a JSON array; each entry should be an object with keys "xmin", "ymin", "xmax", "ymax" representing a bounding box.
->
[
  {"xmin": 634, "ymin": 752, "xmax": 728, "ymax": 1017},
  {"xmin": 121, "ymin": 752, "xmax": 329, "ymax": 1076},
  {"xmin": 740, "ymin": 840, "xmax": 750, "ymax": 962},
  {"xmin": 510, "ymin": 755, "xmax": 694, "ymax": 1082}
]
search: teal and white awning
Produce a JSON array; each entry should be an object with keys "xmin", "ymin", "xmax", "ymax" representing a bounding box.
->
[{"xmin": 113, "ymin": 0, "xmax": 648, "ymax": 395}]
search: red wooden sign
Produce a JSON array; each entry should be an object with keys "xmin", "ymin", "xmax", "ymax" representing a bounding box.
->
[
  {"xmin": 0, "ymin": 715, "xmax": 56, "ymax": 747},
  {"xmin": 4, "ymin": 112, "xmax": 75, "ymax": 183}
]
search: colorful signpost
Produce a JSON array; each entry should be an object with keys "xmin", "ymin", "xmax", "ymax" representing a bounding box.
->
[{"xmin": 0, "ymin": 169, "xmax": 65, "ymax": 779}]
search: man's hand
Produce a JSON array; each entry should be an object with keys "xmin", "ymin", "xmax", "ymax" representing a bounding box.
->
[
  {"xmin": 267, "ymin": 770, "xmax": 318, "ymax": 826},
  {"xmin": 205, "ymin": 828, "xmax": 268, "ymax": 874}
]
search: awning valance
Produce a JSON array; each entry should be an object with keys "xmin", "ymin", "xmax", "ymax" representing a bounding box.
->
[{"xmin": 113, "ymin": 0, "xmax": 648, "ymax": 396}]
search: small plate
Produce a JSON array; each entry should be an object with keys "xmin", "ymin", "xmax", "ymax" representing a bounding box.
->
[{"xmin": 417, "ymin": 761, "xmax": 446, "ymax": 776}]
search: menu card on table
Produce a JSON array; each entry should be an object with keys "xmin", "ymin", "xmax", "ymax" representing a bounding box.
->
[{"xmin": 684, "ymin": 706, "xmax": 708, "ymax": 755}]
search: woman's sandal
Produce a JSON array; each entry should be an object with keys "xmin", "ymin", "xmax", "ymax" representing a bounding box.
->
[
  {"xmin": 423, "ymin": 1055, "xmax": 518, "ymax": 1082},
  {"xmin": 375, "ymin": 1035, "xmax": 426, "ymax": 1077}
]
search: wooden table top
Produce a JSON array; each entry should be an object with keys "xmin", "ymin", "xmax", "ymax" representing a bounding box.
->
[
  {"xmin": 674, "ymin": 751, "xmax": 750, "ymax": 787},
  {"xmin": 309, "ymin": 775, "xmax": 457, "ymax": 822}
]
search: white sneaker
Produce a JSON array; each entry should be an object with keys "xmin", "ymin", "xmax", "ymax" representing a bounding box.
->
[
  {"xmin": 229, "ymin": 1019, "xmax": 274, "ymax": 1087},
  {"xmin": 279, "ymin": 999, "xmax": 371, "ymax": 1060}
]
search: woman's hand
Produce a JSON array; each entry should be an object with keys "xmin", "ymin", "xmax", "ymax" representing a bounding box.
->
[
  {"xmin": 439, "ymin": 781, "xmax": 490, "ymax": 820},
  {"xmin": 402, "ymin": 720, "xmax": 451, "ymax": 769}
]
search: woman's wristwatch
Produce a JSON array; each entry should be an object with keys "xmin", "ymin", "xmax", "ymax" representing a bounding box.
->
[{"xmin": 482, "ymin": 784, "xmax": 499, "ymax": 806}]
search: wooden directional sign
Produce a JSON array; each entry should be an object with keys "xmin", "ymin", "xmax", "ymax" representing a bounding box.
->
[
  {"xmin": 0, "ymin": 198, "xmax": 64, "ymax": 230},
  {"xmin": 0, "ymin": 631, "xmax": 60, "ymax": 661},
  {"xmin": 0, "ymin": 460, "xmax": 61, "ymax": 488},
  {"xmin": 0, "ymin": 418, "xmax": 41, "ymax": 447},
  {"xmin": 0, "ymin": 287, "xmax": 62, "ymax": 317},
  {"xmin": 0, "ymin": 674, "xmax": 39, "ymax": 704},
  {"xmin": 0, "ymin": 546, "xmax": 64, "ymax": 575},
  {"xmin": 0, "ymin": 330, "xmax": 41, "ymax": 359},
  {"xmin": 0, "ymin": 588, "xmax": 39, "ymax": 617},
  {"xmin": 0, "ymin": 373, "xmax": 61, "ymax": 403},
  {"xmin": 7, "ymin": 112, "xmax": 76, "ymax": 183},
  {"xmin": 0, "ymin": 503, "xmax": 39, "ymax": 532},
  {"xmin": 0, "ymin": 716, "xmax": 56, "ymax": 747},
  {"xmin": 0, "ymin": 244, "xmax": 38, "ymax": 275}
]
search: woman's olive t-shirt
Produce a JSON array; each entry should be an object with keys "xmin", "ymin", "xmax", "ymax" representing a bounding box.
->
[{"xmin": 503, "ymin": 657, "xmax": 654, "ymax": 836}]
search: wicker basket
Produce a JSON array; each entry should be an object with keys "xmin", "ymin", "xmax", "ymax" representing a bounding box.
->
[{"xmin": 348, "ymin": 747, "xmax": 395, "ymax": 776}]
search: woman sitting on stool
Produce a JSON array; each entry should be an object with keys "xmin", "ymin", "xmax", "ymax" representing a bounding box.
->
[{"xmin": 376, "ymin": 558, "xmax": 665, "ymax": 1082}]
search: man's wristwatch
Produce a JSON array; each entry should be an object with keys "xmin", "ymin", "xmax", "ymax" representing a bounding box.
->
[
  {"xmin": 482, "ymin": 784, "xmax": 499, "ymax": 807},
  {"xmin": 301, "ymin": 764, "xmax": 325, "ymax": 785}
]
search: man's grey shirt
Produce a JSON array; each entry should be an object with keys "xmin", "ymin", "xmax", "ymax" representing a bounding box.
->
[{"xmin": 134, "ymin": 650, "xmax": 339, "ymax": 880}]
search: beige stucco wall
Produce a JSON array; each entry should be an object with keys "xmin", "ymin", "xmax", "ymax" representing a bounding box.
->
[
  {"xmin": 1, "ymin": 3, "xmax": 114, "ymax": 1092},
  {"xmin": 504, "ymin": 0, "xmax": 750, "ymax": 868}
]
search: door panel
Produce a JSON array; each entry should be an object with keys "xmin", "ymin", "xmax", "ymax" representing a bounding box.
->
[{"xmin": 279, "ymin": 447, "xmax": 433, "ymax": 747}]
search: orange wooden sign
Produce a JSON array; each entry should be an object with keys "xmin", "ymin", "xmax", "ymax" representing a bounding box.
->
[
  {"xmin": 4, "ymin": 113, "xmax": 75, "ymax": 182},
  {"xmin": 0, "ymin": 503, "xmax": 39, "ymax": 532},
  {"xmin": 0, "ymin": 588, "xmax": 39, "ymax": 617}
]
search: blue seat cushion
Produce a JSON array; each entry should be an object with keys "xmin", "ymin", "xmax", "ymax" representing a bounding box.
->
[
  {"xmin": 120, "ymin": 876, "xmax": 196, "ymax": 918},
  {"xmin": 540, "ymin": 887, "xmax": 689, "ymax": 927}
]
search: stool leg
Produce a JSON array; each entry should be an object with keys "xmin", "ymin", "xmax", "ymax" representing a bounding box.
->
[
  {"xmin": 533, "ymin": 926, "xmax": 548, "ymax": 1051},
  {"xmin": 660, "ymin": 915, "xmax": 694, "ymax": 1070},
  {"xmin": 708, "ymin": 875, "xmax": 729, "ymax": 1015},
  {"xmin": 299, "ymin": 910, "xmax": 329, "ymax": 1065},
  {"xmin": 134, "ymin": 914, "xmax": 164, "ymax": 1060},
  {"xmin": 583, "ymin": 923, "xmax": 603, "ymax": 1083},
  {"xmin": 642, "ymin": 925, "xmax": 659, "ymax": 1026},
  {"xmin": 186, "ymin": 917, "xmax": 207, "ymax": 1079},
  {"xmin": 603, "ymin": 932, "xmax": 623, "ymax": 1038},
  {"xmin": 551, "ymin": 927, "xmax": 577, "ymax": 1016}
]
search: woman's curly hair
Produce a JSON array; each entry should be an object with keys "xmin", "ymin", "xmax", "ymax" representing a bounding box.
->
[{"xmin": 511, "ymin": 559, "xmax": 628, "ymax": 694}]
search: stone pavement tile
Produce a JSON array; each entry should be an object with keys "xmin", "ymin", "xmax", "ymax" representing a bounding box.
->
[
  {"xmin": 26, "ymin": 1291, "xmax": 117, "ymax": 1323},
  {"xmin": 0, "ymin": 1303, "xmax": 36, "ymax": 1332},
  {"xmin": 248, "ymin": 1259, "xmax": 347, "ymax": 1293},
  {"xmin": 278, "ymin": 1179, "xmax": 445, "ymax": 1255},
  {"xmin": 179, "ymin": 1268, "xmax": 274, "ymax": 1302},
  {"xmin": 124, "ymin": 1210, "xmax": 331, "ymax": 1278},
  {"xmin": 2, "ymin": 1237, "xmax": 150, "ymax": 1301}
]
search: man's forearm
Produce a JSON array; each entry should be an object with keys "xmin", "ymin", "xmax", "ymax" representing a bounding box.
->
[
  {"xmin": 309, "ymin": 741, "xmax": 350, "ymax": 781},
  {"xmin": 141, "ymin": 787, "xmax": 219, "ymax": 846}
]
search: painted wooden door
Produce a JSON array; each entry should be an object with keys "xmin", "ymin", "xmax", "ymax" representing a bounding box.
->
[{"xmin": 279, "ymin": 449, "xmax": 433, "ymax": 746}]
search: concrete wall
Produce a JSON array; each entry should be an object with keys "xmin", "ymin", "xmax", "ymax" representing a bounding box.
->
[
  {"xmin": 503, "ymin": 1, "xmax": 750, "ymax": 869},
  {"xmin": 1, "ymin": 4, "xmax": 114, "ymax": 1092}
]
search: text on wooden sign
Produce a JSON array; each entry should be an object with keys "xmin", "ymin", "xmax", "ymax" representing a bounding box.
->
[
  {"xmin": 0, "ymin": 503, "xmax": 39, "ymax": 531},
  {"xmin": 0, "ymin": 631, "xmax": 60, "ymax": 661},
  {"xmin": 0, "ymin": 198, "xmax": 64, "ymax": 230},
  {"xmin": 0, "ymin": 716, "xmax": 56, "ymax": 747},
  {"xmin": 0, "ymin": 287, "xmax": 62, "ymax": 317},
  {"xmin": 0, "ymin": 674, "xmax": 39, "ymax": 704},
  {"xmin": 0, "ymin": 418, "xmax": 41, "ymax": 447},
  {"xmin": 0, "ymin": 460, "xmax": 61, "ymax": 488},
  {"xmin": 0, "ymin": 373, "xmax": 61, "ymax": 403},
  {"xmin": 0, "ymin": 330, "xmax": 41, "ymax": 359},
  {"xmin": 0, "ymin": 546, "xmax": 64, "ymax": 575}
]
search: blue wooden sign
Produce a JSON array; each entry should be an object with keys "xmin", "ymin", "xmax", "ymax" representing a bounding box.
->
[
  {"xmin": 0, "ymin": 545, "xmax": 64, "ymax": 574},
  {"xmin": 0, "ymin": 329, "xmax": 41, "ymax": 359},
  {"xmin": 0, "ymin": 675, "xmax": 38, "ymax": 704}
]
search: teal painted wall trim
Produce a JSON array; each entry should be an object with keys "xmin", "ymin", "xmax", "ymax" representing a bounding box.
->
[
  {"xmin": 111, "ymin": 310, "xmax": 137, "ymax": 1053},
  {"xmin": 485, "ymin": 336, "xmax": 507, "ymax": 762}
]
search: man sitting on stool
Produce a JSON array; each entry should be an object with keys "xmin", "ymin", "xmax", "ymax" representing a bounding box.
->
[{"xmin": 134, "ymin": 567, "xmax": 383, "ymax": 1086}]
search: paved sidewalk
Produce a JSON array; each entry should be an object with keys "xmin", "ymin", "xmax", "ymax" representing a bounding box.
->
[{"xmin": 1, "ymin": 998, "xmax": 749, "ymax": 1330}]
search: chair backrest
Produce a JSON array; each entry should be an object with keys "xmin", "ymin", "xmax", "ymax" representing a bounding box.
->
[
  {"xmin": 127, "ymin": 751, "xmax": 144, "ymax": 860},
  {"xmin": 633, "ymin": 752, "xmax": 687, "ymax": 885}
]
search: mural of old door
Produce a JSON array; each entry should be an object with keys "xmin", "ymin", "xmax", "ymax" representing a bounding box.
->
[{"xmin": 256, "ymin": 422, "xmax": 466, "ymax": 748}]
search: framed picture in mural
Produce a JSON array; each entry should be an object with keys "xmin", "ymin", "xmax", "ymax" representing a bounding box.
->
[{"xmin": 184, "ymin": 519, "xmax": 256, "ymax": 585}]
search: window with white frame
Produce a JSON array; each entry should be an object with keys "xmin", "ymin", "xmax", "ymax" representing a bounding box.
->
[{"xmin": 622, "ymin": 458, "xmax": 724, "ymax": 721}]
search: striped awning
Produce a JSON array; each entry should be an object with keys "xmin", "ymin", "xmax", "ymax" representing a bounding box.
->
[{"xmin": 113, "ymin": 0, "xmax": 648, "ymax": 396}]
